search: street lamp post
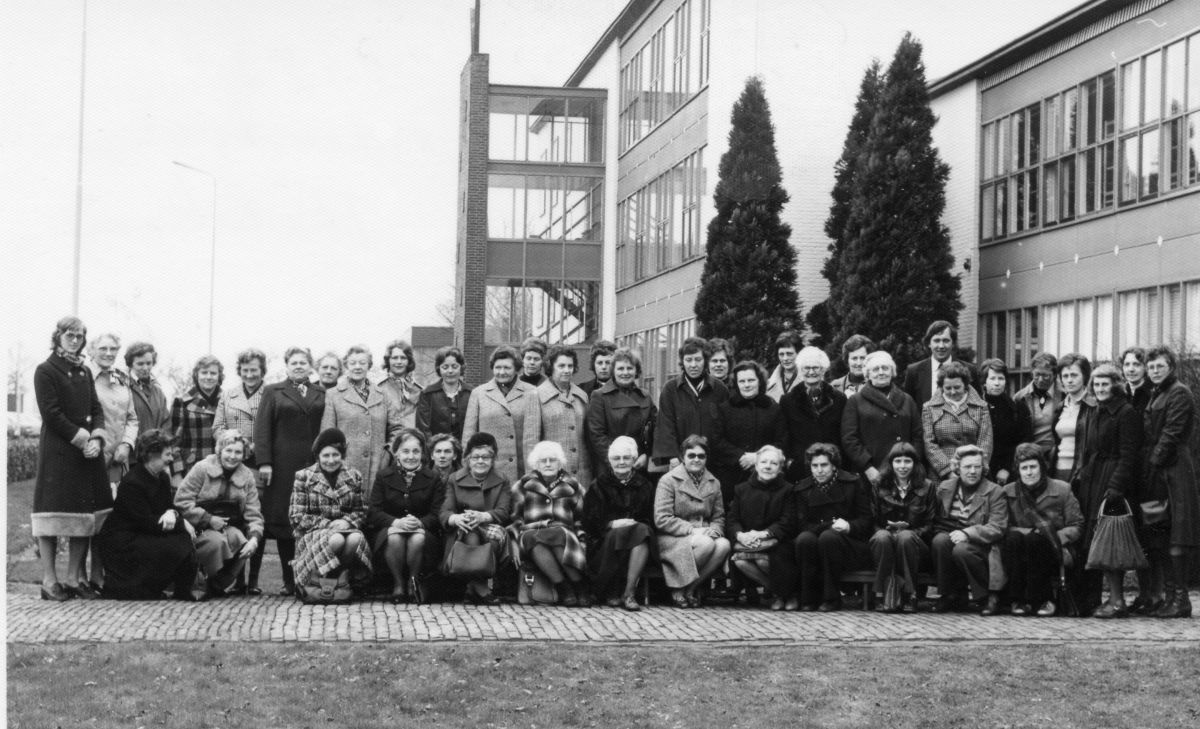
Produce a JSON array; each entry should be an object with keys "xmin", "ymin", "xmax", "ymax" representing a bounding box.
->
[{"xmin": 172, "ymin": 160, "xmax": 217, "ymax": 354}]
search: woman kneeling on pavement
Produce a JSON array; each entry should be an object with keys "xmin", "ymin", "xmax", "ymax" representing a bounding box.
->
[
  {"xmin": 868, "ymin": 442, "xmax": 936, "ymax": 613},
  {"xmin": 930, "ymin": 445, "xmax": 1007, "ymax": 614},
  {"xmin": 175, "ymin": 429, "xmax": 264, "ymax": 597}
]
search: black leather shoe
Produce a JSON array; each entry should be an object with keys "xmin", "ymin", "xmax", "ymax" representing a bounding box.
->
[
  {"xmin": 930, "ymin": 597, "xmax": 956, "ymax": 613},
  {"xmin": 40, "ymin": 583, "xmax": 70, "ymax": 602},
  {"xmin": 621, "ymin": 594, "xmax": 641, "ymax": 612},
  {"xmin": 817, "ymin": 599, "xmax": 842, "ymax": 612},
  {"xmin": 278, "ymin": 583, "xmax": 296, "ymax": 597},
  {"xmin": 70, "ymin": 581, "xmax": 101, "ymax": 600},
  {"xmin": 902, "ymin": 594, "xmax": 919, "ymax": 614}
]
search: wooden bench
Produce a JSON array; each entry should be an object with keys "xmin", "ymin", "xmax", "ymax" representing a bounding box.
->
[{"xmin": 841, "ymin": 570, "xmax": 939, "ymax": 610}]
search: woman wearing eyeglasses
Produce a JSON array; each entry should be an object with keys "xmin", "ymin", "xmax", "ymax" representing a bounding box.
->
[{"xmin": 654, "ymin": 435, "xmax": 730, "ymax": 608}]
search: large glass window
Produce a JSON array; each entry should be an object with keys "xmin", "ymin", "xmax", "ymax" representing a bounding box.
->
[
  {"xmin": 485, "ymin": 280, "xmax": 599, "ymax": 345},
  {"xmin": 488, "ymin": 174, "xmax": 603, "ymax": 241},
  {"xmin": 616, "ymin": 147, "xmax": 706, "ymax": 287},
  {"xmin": 489, "ymin": 93, "xmax": 604, "ymax": 165}
]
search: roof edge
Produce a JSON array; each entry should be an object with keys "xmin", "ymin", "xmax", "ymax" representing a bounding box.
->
[{"xmin": 564, "ymin": 0, "xmax": 656, "ymax": 87}]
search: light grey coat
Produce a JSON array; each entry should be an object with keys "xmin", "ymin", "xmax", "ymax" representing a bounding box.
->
[
  {"xmin": 654, "ymin": 464, "xmax": 725, "ymax": 587},
  {"xmin": 461, "ymin": 379, "xmax": 537, "ymax": 483},
  {"xmin": 320, "ymin": 381, "xmax": 402, "ymax": 501},
  {"xmin": 527, "ymin": 380, "xmax": 592, "ymax": 490}
]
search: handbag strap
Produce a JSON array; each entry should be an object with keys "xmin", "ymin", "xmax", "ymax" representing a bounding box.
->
[{"xmin": 1097, "ymin": 497, "xmax": 1132, "ymax": 518}]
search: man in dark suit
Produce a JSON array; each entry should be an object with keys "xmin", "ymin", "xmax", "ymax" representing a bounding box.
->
[{"xmin": 902, "ymin": 320, "xmax": 975, "ymax": 406}]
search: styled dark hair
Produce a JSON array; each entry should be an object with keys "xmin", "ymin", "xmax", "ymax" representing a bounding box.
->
[
  {"xmin": 545, "ymin": 344, "xmax": 578, "ymax": 376},
  {"xmin": 706, "ymin": 337, "xmax": 735, "ymax": 362},
  {"xmin": 1056, "ymin": 352, "xmax": 1092, "ymax": 383},
  {"xmin": 923, "ymin": 320, "xmax": 958, "ymax": 346},
  {"xmin": 428, "ymin": 433, "xmax": 463, "ymax": 469},
  {"xmin": 878, "ymin": 442, "xmax": 927, "ymax": 489},
  {"xmin": 936, "ymin": 361, "xmax": 974, "ymax": 387},
  {"xmin": 236, "ymin": 348, "xmax": 267, "ymax": 374},
  {"xmin": 124, "ymin": 341, "xmax": 157, "ymax": 369},
  {"xmin": 730, "ymin": 360, "xmax": 767, "ymax": 397},
  {"xmin": 192, "ymin": 355, "xmax": 225, "ymax": 391},
  {"xmin": 490, "ymin": 345, "xmax": 520, "ymax": 368},
  {"xmin": 519, "ymin": 337, "xmax": 547, "ymax": 358},
  {"xmin": 678, "ymin": 336, "xmax": 708, "ymax": 364},
  {"xmin": 979, "ymin": 357, "xmax": 1008, "ymax": 378},
  {"xmin": 774, "ymin": 330, "xmax": 804, "ymax": 352},
  {"xmin": 588, "ymin": 340, "xmax": 617, "ymax": 372},
  {"xmin": 1120, "ymin": 346, "xmax": 1147, "ymax": 366},
  {"xmin": 389, "ymin": 427, "xmax": 427, "ymax": 457},
  {"xmin": 1145, "ymin": 345, "xmax": 1179, "ymax": 373},
  {"xmin": 679, "ymin": 434, "xmax": 709, "ymax": 459},
  {"xmin": 382, "ymin": 339, "xmax": 417, "ymax": 374},
  {"xmin": 840, "ymin": 334, "xmax": 876, "ymax": 358},
  {"xmin": 50, "ymin": 316, "xmax": 86, "ymax": 352},
  {"xmin": 612, "ymin": 347, "xmax": 642, "ymax": 378},
  {"xmin": 1030, "ymin": 352, "xmax": 1058, "ymax": 372},
  {"xmin": 805, "ymin": 442, "xmax": 842, "ymax": 469},
  {"xmin": 434, "ymin": 346, "xmax": 464, "ymax": 370},
  {"xmin": 283, "ymin": 346, "xmax": 314, "ymax": 366},
  {"xmin": 1012, "ymin": 442, "xmax": 1047, "ymax": 478},
  {"xmin": 134, "ymin": 428, "xmax": 173, "ymax": 462}
]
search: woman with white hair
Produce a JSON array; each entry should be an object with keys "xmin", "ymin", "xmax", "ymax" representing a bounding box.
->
[
  {"xmin": 727, "ymin": 445, "xmax": 799, "ymax": 610},
  {"xmin": 781, "ymin": 346, "xmax": 848, "ymax": 483},
  {"xmin": 582, "ymin": 436, "xmax": 656, "ymax": 611},
  {"xmin": 512, "ymin": 440, "xmax": 590, "ymax": 606},
  {"xmin": 840, "ymin": 350, "xmax": 924, "ymax": 485}
]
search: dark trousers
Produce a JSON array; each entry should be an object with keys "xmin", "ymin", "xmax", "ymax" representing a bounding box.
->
[
  {"xmin": 868, "ymin": 528, "xmax": 928, "ymax": 594},
  {"xmin": 1001, "ymin": 529, "xmax": 1057, "ymax": 606},
  {"xmin": 932, "ymin": 532, "xmax": 991, "ymax": 600},
  {"xmin": 794, "ymin": 529, "xmax": 870, "ymax": 605},
  {"xmin": 248, "ymin": 537, "xmax": 295, "ymax": 588}
]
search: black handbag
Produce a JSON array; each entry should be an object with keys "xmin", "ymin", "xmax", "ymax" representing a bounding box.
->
[
  {"xmin": 1086, "ymin": 498, "xmax": 1149, "ymax": 571},
  {"xmin": 198, "ymin": 499, "xmax": 247, "ymax": 532},
  {"xmin": 442, "ymin": 539, "xmax": 496, "ymax": 579}
]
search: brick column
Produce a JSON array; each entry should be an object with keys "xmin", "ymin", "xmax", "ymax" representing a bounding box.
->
[{"xmin": 455, "ymin": 54, "xmax": 489, "ymax": 384}]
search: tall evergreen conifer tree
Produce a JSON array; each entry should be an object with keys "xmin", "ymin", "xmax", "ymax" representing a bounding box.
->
[
  {"xmin": 694, "ymin": 77, "xmax": 801, "ymax": 365},
  {"xmin": 810, "ymin": 60, "xmax": 883, "ymax": 351},
  {"xmin": 830, "ymin": 34, "xmax": 962, "ymax": 368}
]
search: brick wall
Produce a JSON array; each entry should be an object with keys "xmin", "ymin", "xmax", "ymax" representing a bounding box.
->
[{"xmin": 455, "ymin": 54, "xmax": 490, "ymax": 383}]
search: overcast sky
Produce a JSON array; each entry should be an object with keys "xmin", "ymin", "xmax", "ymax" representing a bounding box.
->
[{"xmin": 2, "ymin": 0, "xmax": 1082, "ymax": 402}]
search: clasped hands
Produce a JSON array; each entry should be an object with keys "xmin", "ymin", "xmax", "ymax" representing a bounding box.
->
[{"xmin": 736, "ymin": 529, "xmax": 770, "ymax": 548}]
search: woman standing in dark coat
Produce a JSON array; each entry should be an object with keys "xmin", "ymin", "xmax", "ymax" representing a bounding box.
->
[
  {"xmin": 980, "ymin": 358, "xmax": 1030, "ymax": 485},
  {"xmin": 1076, "ymin": 363, "xmax": 1143, "ymax": 618},
  {"xmin": 253, "ymin": 346, "xmax": 325, "ymax": 596},
  {"xmin": 368, "ymin": 429, "xmax": 445, "ymax": 604},
  {"xmin": 586, "ymin": 348, "xmax": 655, "ymax": 475},
  {"xmin": 96, "ymin": 429, "xmax": 199, "ymax": 600},
  {"xmin": 781, "ymin": 347, "xmax": 847, "ymax": 483},
  {"xmin": 1140, "ymin": 345, "xmax": 1198, "ymax": 618},
  {"xmin": 841, "ymin": 351, "xmax": 924, "ymax": 485},
  {"xmin": 711, "ymin": 361, "xmax": 786, "ymax": 506},
  {"xmin": 416, "ymin": 346, "xmax": 472, "ymax": 441},
  {"xmin": 727, "ymin": 446, "xmax": 799, "ymax": 610},
  {"xmin": 32, "ymin": 316, "xmax": 113, "ymax": 601},
  {"xmin": 583, "ymin": 436, "xmax": 656, "ymax": 611}
]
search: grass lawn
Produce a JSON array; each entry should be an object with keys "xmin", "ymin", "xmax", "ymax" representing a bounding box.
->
[{"xmin": 7, "ymin": 642, "xmax": 1200, "ymax": 728}]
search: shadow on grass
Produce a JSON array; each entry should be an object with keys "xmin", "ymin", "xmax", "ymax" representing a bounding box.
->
[{"xmin": 7, "ymin": 643, "xmax": 1200, "ymax": 728}]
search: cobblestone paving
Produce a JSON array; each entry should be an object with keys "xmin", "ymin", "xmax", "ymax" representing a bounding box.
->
[{"xmin": 7, "ymin": 584, "xmax": 1199, "ymax": 645}]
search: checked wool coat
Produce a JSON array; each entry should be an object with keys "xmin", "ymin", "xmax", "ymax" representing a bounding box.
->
[{"xmin": 289, "ymin": 464, "xmax": 372, "ymax": 585}]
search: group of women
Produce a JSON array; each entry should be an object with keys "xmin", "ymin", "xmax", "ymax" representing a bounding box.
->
[{"xmin": 30, "ymin": 315, "xmax": 1196, "ymax": 619}]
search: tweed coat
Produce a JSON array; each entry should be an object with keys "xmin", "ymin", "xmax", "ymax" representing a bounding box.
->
[
  {"xmin": 654, "ymin": 465, "xmax": 725, "ymax": 587},
  {"xmin": 780, "ymin": 382, "xmax": 847, "ymax": 480},
  {"xmin": 765, "ymin": 365, "xmax": 803, "ymax": 403},
  {"xmin": 902, "ymin": 358, "xmax": 979, "ymax": 407},
  {"xmin": 170, "ymin": 388, "xmax": 219, "ymax": 476},
  {"xmin": 174, "ymin": 454, "xmax": 264, "ymax": 540},
  {"xmin": 90, "ymin": 365, "xmax": 139, "ymax": 478},
  {"xmin": 922, "ymin": 388, "xmax": 994, "ymax": 479},
  {"xmin": 1140, "ymin": 375, "xmax": 1199, "ymax": 547},
  {"xmin": 461, "ymin": 378, "xmax": 537, "ymax": 483},
  {"xmin": 321, "ymin": 380, "xmax": 403, "ymax": 502},
  {"xmin": 527, "ymin": 380, "xmax": 592, "ymax": 489},
  {"xmin": 254, "ymin": 379, "xmax": 325, "ymax": 539},
  {"xmin": 440, "ymin": 467, "xmax": 512, "ymax": 528},
  {"xmin": 415, "ymin": 380, "xmax": 472, "ymax": 440},
  {"xmin": 213, "ymin": 384, "xmax": 263, "ymax": 460},
  {"xmin": 31, "ymin": 352, "xmax": 113, "ymax": 537},
  {"xmin": 840, "ymin": 385, "xmax": 924, "ymax": 474},
  {"xmin": 934, "ymin": 476, "xmax": 1008, "ymax": 543},
  {"xmin": 651, "ymin": 376, "xmax": 728, "ymax": 463},
  {"xmin": 1074, "ymin": 392, "xmax": 1142, "ymax": 547},
  {"xmin": 129, "ymin": 376, "xmax": 171, "ymax": 457},
  {"xmin": 1001, "ymin": 478, "xmax": 1083, "ymax": 547},
  {"xmin": 585, "ymin": 380, "xmax": 655, "ymax": 472},
  {"xmin": 289, "ymin": 464, "xmax": 371, "ymax": 585},
  {"xmin": 511, "ymin": 471, "xmax": 587, "ymax": 571},
  {"xmin": 380, "ymin": 374, "xmax": 423, "ymax": 429},
  {"xmin": 711, "ymin": 391, "xmax": 786, "ymax": 497}
]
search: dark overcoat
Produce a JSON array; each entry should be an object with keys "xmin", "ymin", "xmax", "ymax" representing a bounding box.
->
[
  {"xmin": 651, "ymin": 376, "xmax": 727, "ymax": 463},
  {"xmin": 415, "ymin": 380, "xmax": 472, "ymax": 441},
  {"xmin": 840, "ymin": 385, "xmax": 924, "ymax": 474},
  {"xmin": 253, "ymin": 380, "xmax": 325, "ymax": 539},
  {"xmin": 710, "ymin": 392, "xmax": 786, "ymax": 498},
  {"xmin": 1140, "ymin": 376, "xmax": 1199, "ymax": 547},
  {"xmin": 780, "ymin": 383, "xmax": 846, "ymax": 480},
  {"xmin": 1075, "ymin": 393, "xmax": 1142, "ymax": 547},
  {"xmin": 585, "ymin": 381, "xmax": 655, "ymax": 470}
]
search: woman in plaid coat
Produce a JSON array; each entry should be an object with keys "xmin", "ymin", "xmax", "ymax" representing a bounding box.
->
[
  {"xmin": 171, "ymin": 355, "xmax": 224, "ymax": 481},
  {"xmin": 289, "ymin": 428, "xmax": 372, "ymax": 591},
  {"xmin": 512, "ymin": 440, "xmax": 590, "ymax": 606}
]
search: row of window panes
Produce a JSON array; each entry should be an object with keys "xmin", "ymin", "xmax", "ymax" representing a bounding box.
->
[
  {"xmin": 487, "ymin": 174, "xmax": 604, "ymax": 241},
  {"xmin": 488, "ymin": 94, "xmax": 604, "ymax": 164},
  {"xmin": 980, "ymin": 30, "xmax": 1200, "ymax": 242},
  {"xmin": 618, "ymin": 0, "xmax": 710, "ymax": 153},
  {"xmin": 483, "ymin": 281, "xmax": 600, "ymax": 345},
  {"xmin": 616, "ymin": 148, "xmax": 706, "ymax": 287},
  {"xmin": 615, "ymin": 318, "xmax": 695, "ymax": 401},
  {"xmin": 979, "ymin": 280, "xmax": 1200, "ymax": 387}
]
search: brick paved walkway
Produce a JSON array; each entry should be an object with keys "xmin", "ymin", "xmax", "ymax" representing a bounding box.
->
[{"xmin": 7, "ymin": 584, "xmax": 1198, "ymax": 645}]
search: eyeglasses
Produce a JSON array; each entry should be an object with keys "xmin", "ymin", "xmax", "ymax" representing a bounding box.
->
[{"xmin": 683, "ymin": 452, "xmax": 707, "ymax": 460}]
